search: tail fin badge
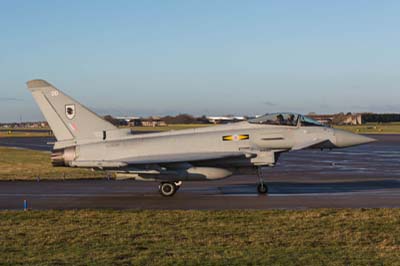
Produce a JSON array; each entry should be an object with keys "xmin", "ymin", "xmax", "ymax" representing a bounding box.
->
[{"xmin": 65, "ymin": 104, "xmax": 76, "ymax": 120}]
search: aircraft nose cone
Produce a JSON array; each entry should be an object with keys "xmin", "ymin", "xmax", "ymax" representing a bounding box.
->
[{"xmin": 334, "ymin": 130, "xmax": 376, "ymax": 148}]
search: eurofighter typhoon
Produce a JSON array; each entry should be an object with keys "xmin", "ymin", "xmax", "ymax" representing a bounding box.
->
[{"xmin": 27, "ymin": 79, "xmax": 375, "ymax": 196}]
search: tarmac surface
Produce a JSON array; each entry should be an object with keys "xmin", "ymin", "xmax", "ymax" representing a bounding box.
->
[{"xmin": 0, "ymin": 134, "xmax": 399, "ymax": 210}]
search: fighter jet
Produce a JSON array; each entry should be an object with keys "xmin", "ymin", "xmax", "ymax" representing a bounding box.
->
[{"xmin": 27, "ymin": 79, "xmax": 375, "ymax": 196}]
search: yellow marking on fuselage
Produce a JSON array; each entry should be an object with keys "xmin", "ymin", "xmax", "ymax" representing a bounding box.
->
[{"xmin": 222, "ymin": 134, "xmax": 249, "ymax": 141}]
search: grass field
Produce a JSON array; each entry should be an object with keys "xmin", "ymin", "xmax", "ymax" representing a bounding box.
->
[
  {"xmin": 0, "ymin": 147, "xmax": 104, "ymax": 180},
  {"xmin": 0, "ymin": 209, "xmax": 399, "ymax": 265},
  {"xmin": 0, "ymin": 131, "xmax": 52, "ymax": 138}
]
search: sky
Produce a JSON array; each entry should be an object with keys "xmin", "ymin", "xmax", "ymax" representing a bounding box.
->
[{"xmin": 1, "ymin": 0, "xmax": 400, "ymax": 122}]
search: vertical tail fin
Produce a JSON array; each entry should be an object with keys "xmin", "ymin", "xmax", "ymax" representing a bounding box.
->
[{"xmin": 27, "ymin": 79, "xmax": 117, "ymax": 141}]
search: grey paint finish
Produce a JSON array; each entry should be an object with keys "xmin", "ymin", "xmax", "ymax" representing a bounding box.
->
[
  {"xmin": 27, "ymin": 79, "xmax": 375, "ymax": 182},
  {"xmin": 27, "ymin": 79, "xmax": 116, "ymax": 141}
]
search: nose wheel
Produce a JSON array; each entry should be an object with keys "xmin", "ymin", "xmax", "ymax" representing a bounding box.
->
[
  {"xmin": 158, "ymin": 181, "xmax": 182, "ymax": 197},
  {"xmin": 257, "ymin": 167, "xmax": 269, "ymax": 195},
  {"xmin": 257, "ymin": 182, "xmax": 268, "ymax": 194}
]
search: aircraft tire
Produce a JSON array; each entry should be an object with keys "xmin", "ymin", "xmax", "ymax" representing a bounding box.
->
[
  {"xmin": 159, "ymin": 182, "xmax": 177, "ymax": 197},
  {"xmin": 257, "ymin": 182, "xmax": 268, "ymax": 194}
]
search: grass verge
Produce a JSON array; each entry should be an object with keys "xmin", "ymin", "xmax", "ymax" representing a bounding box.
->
[
  {"xmin": 0, "ymin": 147, "xmax": 103, "ymax": 180},
  {"xmin": 0, "ymin": 209, "xmax": 399, "ymax": 265},
  {"xmin": 0, "ymin": 132, "xmax": 52, "ymax": 138}
]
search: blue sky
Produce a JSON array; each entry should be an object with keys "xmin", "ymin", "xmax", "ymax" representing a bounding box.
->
[{"xmin": 1, "ymin": 1, "xmax": 400, "ymax": 122}]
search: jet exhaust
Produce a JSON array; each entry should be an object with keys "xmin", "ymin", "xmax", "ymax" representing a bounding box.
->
[{"xmin": 51, "ymin": 147, "xmax": 76, "ymax": 167}]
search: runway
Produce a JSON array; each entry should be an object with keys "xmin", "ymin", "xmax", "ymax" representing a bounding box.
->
[
  {"xmin": 1, "ymin": 177, "xmax": 400, "ymax": 210},
  {"xmin": 0, "ymin": 134, "xmax": 399, "ymax": 210},
  {"xmin": 0, "ymin": 136, "xmax": 54, "ymax": 151}
]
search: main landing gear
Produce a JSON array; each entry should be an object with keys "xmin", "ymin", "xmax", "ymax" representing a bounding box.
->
[
  {"xmin": 257, "ymin": 167, "xmax": 269, "ymax": 195},
  {"xmin": 159, "ymin": 181, "xmax": 182, "ymax": 197}
]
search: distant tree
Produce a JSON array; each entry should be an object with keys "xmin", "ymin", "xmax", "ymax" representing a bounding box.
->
[
  {"xmin": 161, "ymin": 116, "xmax": 176, "ymax": 124},
  {"xmin": 196, "ymin": 115, "xmax": 210, "ymax": 124},
  {"xmin": 162, "ymin": 114, "xmax": 198, "ymax": 124},
  {"xmin": 363, "ymin": 113, "xmax": 400, "ymax": 123}
]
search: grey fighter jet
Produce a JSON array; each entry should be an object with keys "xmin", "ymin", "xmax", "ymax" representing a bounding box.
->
[{"xmin": 27, "ymin": 79, "xmax": 375, "ymax": 196}]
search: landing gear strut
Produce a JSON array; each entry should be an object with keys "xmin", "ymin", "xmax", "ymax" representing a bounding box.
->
[
  {"xmin": 174, "ymin": 181, "xmax": 182, "ymax": 191},
  {"xmin": 159, "ymin": 181, "xmax": 182, "ymax": 197},
  {"xmin": 257, "ymin": 167, "xmax": 268, "ymax": 195}
]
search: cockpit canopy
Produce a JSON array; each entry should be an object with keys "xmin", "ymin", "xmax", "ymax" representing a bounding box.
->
[{"xmin": 248, "ymin": 113, "xmax": 325, "ymax": 127}]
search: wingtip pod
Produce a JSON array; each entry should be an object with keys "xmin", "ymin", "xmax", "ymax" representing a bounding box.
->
[{"xmin": 26, "ymin": 79, "xmax": 54, "ymax": 91}]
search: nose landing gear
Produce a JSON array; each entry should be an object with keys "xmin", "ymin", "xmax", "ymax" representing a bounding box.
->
[
  {"xmin": 257, "ymin": 167, "xmax": 269, "ymax": 195},
  {"xmin": 257, "ymin": 182, "xmax": 268, "ymax": 194}
]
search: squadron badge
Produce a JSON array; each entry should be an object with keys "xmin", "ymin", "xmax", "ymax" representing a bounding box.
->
[{"xmin": 65, "ymin": 104, "xmax": 76, "ymax": 120}]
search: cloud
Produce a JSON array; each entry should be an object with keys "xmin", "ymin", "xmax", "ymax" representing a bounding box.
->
[
  {"xmin": 262, "ymin": 101, "xmax": 277, "ymax": 106},
  {"xmin": 0, "ymin": 97, "xmax": 22, "ymax": 102}
]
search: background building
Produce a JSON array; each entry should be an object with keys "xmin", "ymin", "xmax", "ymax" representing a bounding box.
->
[
  {"xmin": 308, "ymin": 113, "xmax": 363, "ymax": 125},
  {"xmin": 206, "ymin": 116, "xmax": 246, "ymax": 124}
]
